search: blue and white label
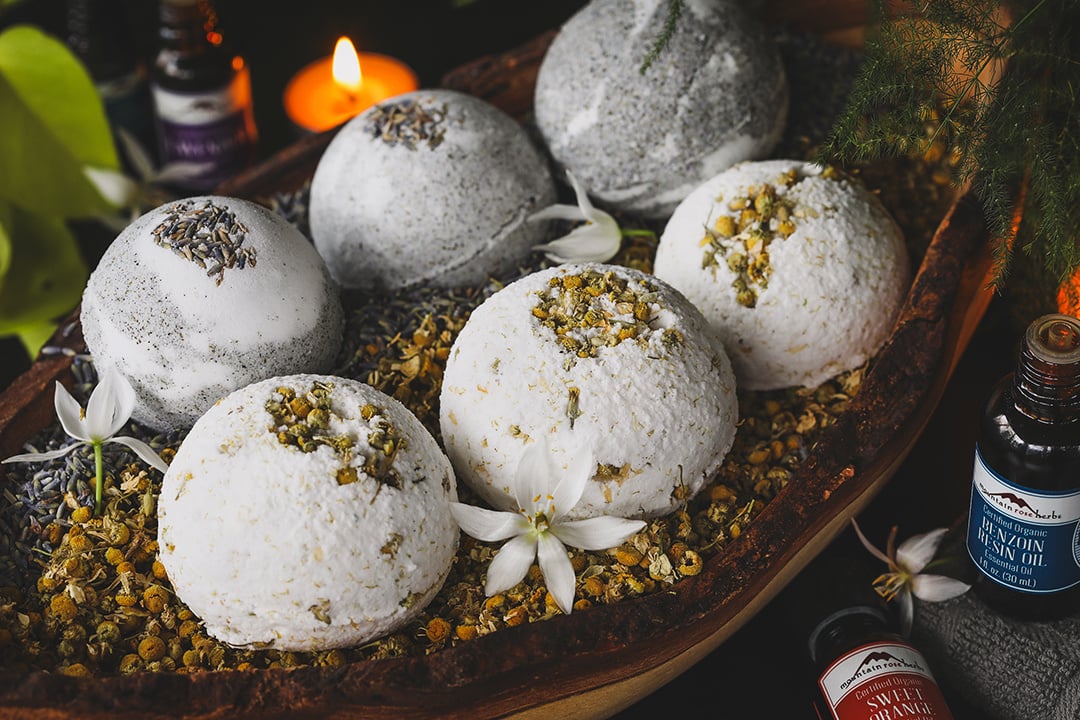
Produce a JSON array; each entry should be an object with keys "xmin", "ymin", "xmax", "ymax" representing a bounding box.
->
[{"xmin": 967, "ymin": 447, "xmax": 1080, "ymax": 593}]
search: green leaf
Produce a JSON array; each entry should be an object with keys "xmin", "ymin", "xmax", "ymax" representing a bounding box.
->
[
  {"xmin": 0, "ymin": 24, "xmax": 120, "ymax": 218},
  {"xmin": 0, "ymin": 205, "xmax": 87, "ymax": 347},
  {"xmin": 0, "ymin": 199, "xmax": 12, "ymax": 281},
  {"xmin": 15, "ymin": 320, "xmax": 58, "ymax": 357}
]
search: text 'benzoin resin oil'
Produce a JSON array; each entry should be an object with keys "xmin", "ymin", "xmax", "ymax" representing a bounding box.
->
[{"xmin": 966, "ymin": 313, "xmax": 1080, "ymax": 620}]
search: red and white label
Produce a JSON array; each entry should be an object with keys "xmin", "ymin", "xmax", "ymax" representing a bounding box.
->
[{"xmin": 818, "ymin": 641, "xmax": 953, "ymax": 719}]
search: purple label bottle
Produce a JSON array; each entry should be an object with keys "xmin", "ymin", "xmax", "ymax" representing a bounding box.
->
[{"xmin": 152, "ymin": 0, "xmax": 257, "ymax": 191}]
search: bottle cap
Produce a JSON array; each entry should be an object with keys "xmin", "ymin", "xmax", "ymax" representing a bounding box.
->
[{"xmin": 1027, "ymin": 313, "xmax": 1080, "ymax": 365}]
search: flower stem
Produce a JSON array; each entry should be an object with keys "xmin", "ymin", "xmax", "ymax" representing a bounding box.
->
[{"xmin": 93, "ymin": 441, "xmax": 104, "ymax": 516}]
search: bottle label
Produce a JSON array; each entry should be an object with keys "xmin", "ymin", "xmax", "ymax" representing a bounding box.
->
[
  {"xmin": 818, "ymin": 641, "xmax": 953, "ymax": 720},
  {"xmin": 967, "ymin": 447, "xmax": 1080, "ymax": 593},
  {"xmin": 151, "ymin": 68, "xmax": 256, "ymax": 190}
]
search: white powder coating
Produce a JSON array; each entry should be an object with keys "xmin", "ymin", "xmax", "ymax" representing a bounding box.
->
[
  {"xmin": 654, "ymin": 159, "xmax": 911, "ymax": 390},
  {"xmin": 308, "ymin": 89, "xmax": 557, "ymax": 292},
  {"xmin": 439, "ymin": 263, "xmax": 738, "ymax": 520},
  {"xmin": 533, "ymin": 0, "xmax": 788, "ymax": 220},
  {"xmin": 158, "ymin": 374, "xmax": 459, "ymax": 651},
  {"xmin": 81, "ymin": 196, "xmax": 344, "ymax": 433}
]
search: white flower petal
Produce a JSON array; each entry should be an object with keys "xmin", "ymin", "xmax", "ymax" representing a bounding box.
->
[
  {"xmin": 851, "ymin": 519, "xmax": 892, "ymax": 566},
  {"xmin": 53, "ymin": 381, "xmax": 89, "ymax": 442},
  {"xmin": 528, "ymin": 204, "xmax": 586, "ymax": 223},
  {"xmin": 514, "ymin": 437, "xmax": 553, "ymax": 515},
  {"xmin": 153, "ymin": 161, "xmax": 216, "ymax": 184},
  {"xmin": 115, "ymin": 127, "xmax": 157, "ymax": 182},
  {"xmin": 533, "ymin": 220, "xmax": 621, "ymax": 264},
  {"xmin": 2, "ymin": 443, "xmax": 83, "ymax": 464},
  {"xmin": 109, "ymin": 437, "xmax": 169, "ymax": 473},
  {"xmin": 485, "ymin": 533, "xmax": 537, "ymax": 596},
  {"xmin": 552, "ymin": 516, "xmax": 646, "ymax": 551},
  {"xmin": 565, "ymin": 169, "xmax": 598, "ymax": 221},
  {"xmin": 896, "ymin": 528, "xmax": 950, "ymax": 574},
  {"xmin": 550, "ymin": 449, "xmax": 592, "ymax": 524},
  {"xmin": 83, "ymin": 166, "xmax": 138, "ymax": 208},
  {"xmin": 84, "ymin": 370, "xmax": 132, "ymax": 440},
  {"xmin": 449, "ymin": 502, "xmax": 529, "ymax": 542},
  {"xmin": 537, "ymin": 532, "xmax": 575, "ymax": 614},
  {"xmin": 911, "ymin": 573, "xmax": 971, "ymax": 602}
]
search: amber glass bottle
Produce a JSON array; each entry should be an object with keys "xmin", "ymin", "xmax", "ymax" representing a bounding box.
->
[
  {"xmin": 966, "ymin": 313, "xmax": 1080, "ymax": 620},
  {"xmin": 150, "ymin": 0, "xmax": 257, "ymax": 191},
  {"xmin": 801, "ymin": 560, "xmax": 955, "ymax": 720}
]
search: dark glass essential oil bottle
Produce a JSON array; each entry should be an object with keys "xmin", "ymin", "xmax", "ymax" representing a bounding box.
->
[
  {"xmin": 966, "ymin": 313, "xmax": 1080, "ymax": 620},
  {"xmin": 66, "ymin": 0, "xmax": 157, "ymax": 169},
  {"xmin": 786, "ymin": 552, "xmax": 955, "ymax": 720},
  {"xmin": 151, "ymin": 0, "xmax": 257, "ymax": 191},
  {"xmin": 810, "ymin": 604, "xmax": 955, "ymax": 720}
]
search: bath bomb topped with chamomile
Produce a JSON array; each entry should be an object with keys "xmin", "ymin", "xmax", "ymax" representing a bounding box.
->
[
  {"xmin": 533, "ymin": 0, "xmax": 788, "ymax": 220},
  {"xmin": 157, "ymin": 374, "xmax": 459, "ymax": 652},
  {"xmin": 80, "ymin": 196, "xmax": 344, "ymax": 433},
  {"xmin": 653, "ymin": 159, "xmax": 910, "ymax": 391},
  {"xmin": 439, "ymin": 263, "xmax": 738, "ymax": 520},
  {"xmin": 308, "ymin": 89, "xmax": 557, "ymax": 293}
]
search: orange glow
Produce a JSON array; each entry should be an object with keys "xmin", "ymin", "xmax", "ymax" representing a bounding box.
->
[
  {"xmin": 283, "ymin": 39, "xmax": 418, "ymax": 134},
  {"xmin": 1058, "ymin": 266, "xmax": 1080, "ymax": 318},
  {"xmin": 207, "ymin": 30, "xmax": 222, "ymax": 46},
  {"xmin": 332, "ymin": 37, "xmax": 362, "ymax": 94}
]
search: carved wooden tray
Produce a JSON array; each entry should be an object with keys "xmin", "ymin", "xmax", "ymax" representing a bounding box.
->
[{"xmin": 0, "ymin": 2, "xmax": 996, "ymax": 718}]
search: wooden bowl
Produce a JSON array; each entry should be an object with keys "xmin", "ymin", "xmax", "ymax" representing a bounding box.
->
[{"xmin": 0, "ymin": 2, "xmax": 996, "ymax": 717}]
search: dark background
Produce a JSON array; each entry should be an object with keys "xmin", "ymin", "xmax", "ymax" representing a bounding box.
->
[
  {"xmin": 0, "ymin": 0, "xmax": 589, "ymax": 389},
  {"xmin": 0, "ymin": 2, "xmax": 1018, "ymax": 717}
]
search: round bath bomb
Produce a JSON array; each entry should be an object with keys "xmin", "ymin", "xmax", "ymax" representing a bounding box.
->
[
  {"xmin": 157, "ymin": 374, "xmax": 458, "ymax": 651},
  {"xmin": 533, "ymin": 0, "xmax": 788, "ymax": 220},
  {"xmin": 308, "ymin": 89, "xmax": 557, "ymax": 292},
  {"xmin": 653, "ymin": 159, "xmax": 910, "ymax": 390},
  {"xmin": 439, "ymin": 263, "xmax": 738, "ymax": 520},
  {"xmin": 81, "ymin": 196, "xmax": 344, "ymax": 432}
]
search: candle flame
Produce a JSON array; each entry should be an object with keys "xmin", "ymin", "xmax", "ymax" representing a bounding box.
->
[{"xmin": 332, "ymin": 37, "xmax": 362, "ymax": 93}]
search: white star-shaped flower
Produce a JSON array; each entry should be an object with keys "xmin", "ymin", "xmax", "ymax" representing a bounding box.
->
[
  {"xmin": 529, "ymin": 170, "xmax": 622, "ymax": 264},
  {"xmin": 3, "ymin": 368, "xmax": 169, "ymax": 514},
  {"xmin": 853, "ymin": 520, "xmax": 971, "ymax": 633},
  {"xmin": 449, "ymin": 437, "xmax": 646, "ymax": 615}
]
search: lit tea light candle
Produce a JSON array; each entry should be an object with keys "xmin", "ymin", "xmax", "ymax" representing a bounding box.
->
[{"xmin": 283, "ymin": 37, "xmax": 418, "ymax": 134}]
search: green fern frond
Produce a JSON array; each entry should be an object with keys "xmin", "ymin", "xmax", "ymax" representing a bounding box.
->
[
  {"xmin": 821, "ymin": 0, "xmax": 1080, "ymax": 291},
  {"xmin": 640, "ymin": 0, "xmax": 684, "ymax": 74}
]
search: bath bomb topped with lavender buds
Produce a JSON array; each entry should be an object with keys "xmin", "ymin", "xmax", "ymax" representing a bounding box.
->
[
  {"xmin": 157, "ymin": 374, "xmax": 458, "ymax": 652},
  {"xmin": 80, "ymin": 196, "xmax": 344, "ymax": 433},
  {"xmin": 439, "ymin": 263, "xmax": 738, "ymax": 520},
  {"xmin": 653, "ymin": 159, "xmax": 910, "ymax": 390},
  {"xmin": 308, "ymin": 89, "xmax": 557, "ymax": 293},
  {"xmin": 533, "ymin": 0, "xmax": 788, "ymax": 220}
]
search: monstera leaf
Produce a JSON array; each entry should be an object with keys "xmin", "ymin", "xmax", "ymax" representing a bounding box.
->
[{"xmin": 0, "ymin": 24, "xmax": 121, "ymax": 354}]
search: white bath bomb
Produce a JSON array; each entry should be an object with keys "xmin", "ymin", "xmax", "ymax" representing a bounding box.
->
[
  {"xmin": 439, "ymin": 263, "xmax": 738, "ymax": 520},
  {"xmin": 533, "ymin": 0, "xmax": 788, "ymax": 220},
  {"xmin": 81, "ymin": 196, "xmax": 344, "ymax": 433},
  {"xmin": 308, "ymin": 89, "xmax": 557, "ymax": 292},
  {"xmin": 157, "ymin": 374, "xmax": 458, "ymax": 651},
  {"xmin": 653, "ymin": 159, "xmax": 910, "ymax": 390}
]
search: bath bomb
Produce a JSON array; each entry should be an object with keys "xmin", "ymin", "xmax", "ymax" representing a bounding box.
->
[
  {"xmin": 81, "ymin": 196, "xmax": 344, "ymax": 432},
  {"xmin": 157, "ymin": 374, "xmax": 459, "ymax": 651},
  {"xmin": 653, "ymin": 159, "xmax": 910, "ymax": 390},
  {"xmin": 308, "ymin": 89, "xmax": 557, "ymax": 292},
  {"xmin": 439, "ymin": 263, "xmax": 738, "ymax": 520},
  {"xmin": 533, "ymin": 0, "xmax": 788, "ymax": 220}
]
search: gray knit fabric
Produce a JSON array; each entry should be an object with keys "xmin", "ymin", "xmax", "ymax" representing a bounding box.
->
[{"xmin": 913, "ymin": 594, "xmax": 1080, "ymax": 719}]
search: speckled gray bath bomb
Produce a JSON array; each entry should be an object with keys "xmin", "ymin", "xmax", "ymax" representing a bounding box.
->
[
  {"xmin": 81, "ymin": 196, "xmax": 345, "ymax": 433},
  {"xmin": 534, "ymin": 0, "xmax": 788, "ymax": 220},
  {"xmin": 308, "ymin": 89, "xmax": 557, "ymax": 292}
]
